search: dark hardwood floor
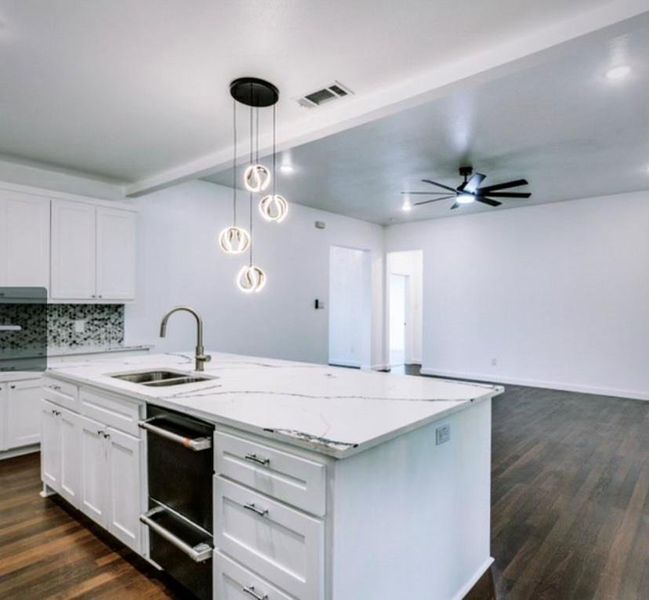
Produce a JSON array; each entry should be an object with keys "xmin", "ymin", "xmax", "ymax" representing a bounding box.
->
[{"xmin": 1, "ymin": 376, "xmax": 648, "ymax": 599}]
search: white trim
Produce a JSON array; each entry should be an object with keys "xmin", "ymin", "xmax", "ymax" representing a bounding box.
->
[
  {"xmin": 420, "ymin": 367, "xmax": 649, "ymax": 401},
  {"xmin": 452, "ymin": 557, "xmax": 494, "ymax": 600},
  {"xmin": 370, "ymin": 363, "xmax": 391, "ymax": 371},
  {"xmin": 0, "ymin": 180, "xmax": 135, "ymax": 211},
  {"xmin": 0, "ymin": 444, "xmax": 40, "ymax": 461},
  {"xmin": 328, "ymin": 359, "xmax": 361, "ymax": 369}
]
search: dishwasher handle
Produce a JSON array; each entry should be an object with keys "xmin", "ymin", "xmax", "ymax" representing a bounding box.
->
[
  {"xmin": 139, "ymin": 417, "xmax": 212, "ymax": 451},
  {"xmin": 140, "ymin": 507, "xmax": 212, "ymax": 563}
]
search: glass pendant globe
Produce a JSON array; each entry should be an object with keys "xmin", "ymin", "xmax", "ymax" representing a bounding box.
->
[
  {"xmin": 259, "ymin": 194, "xmax": 289, "ymax": 223},
  {"xmin": 244, "ymin": 164, "xmax": 271, "ymax": 193},
  {"xmin": 236, "ymin": 265, "xmax": 267, "ymax": 293},
  {"xmin": 218, "ymin": 226, "xmax": 250, "ymax": 254}
]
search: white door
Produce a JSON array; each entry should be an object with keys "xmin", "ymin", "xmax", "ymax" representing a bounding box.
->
[
  {"xmin": 51, "ymin": 200, "xmax": 96, "ymax": 300},
  {"xmin": 96, "ymin": 208, "xmax": 136, "ymax": 300},
  {"xmin": 59, "ymin": 407, "xmax": 82, "ymax": 508},
  {"xmin": 6, "ymin": 379, "xmax": 42, "ymax": 449},
  {"xmin": 389, "ymin": 273, "xmax": 408, "ymax": 366},
  {"xmin": 0, "ymin": 192, "xmax": 50, "ymax": 288},
  {"xmin": 40, "ymin": 400, "xmax": 61, "ymax": 490},
  {"xmin": 106, "ymin": 427, "xmax": 142, "ymax": 552},
  {"xmin": 80, "ymin": 414, "xmax": 109, "ymax": 526}
]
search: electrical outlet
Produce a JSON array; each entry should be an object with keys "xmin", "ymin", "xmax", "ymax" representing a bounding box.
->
[
  {"xmin": 491, "ymin": 358, "xmax": 498, "ymax": 367},
  {"xmin": 74, "ymin": 319, "xmax": 86, "ymax": 333},
  {"xmin": 436, "ymin": 424, "xmax": 451, "ymax": 446}
]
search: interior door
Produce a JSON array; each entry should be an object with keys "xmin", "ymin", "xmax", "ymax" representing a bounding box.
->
[
  {"xmin": 6, "ymin": 379, "xmax": 42, "ymax": 449},
  {"xmin": 1, "ymin": 192, "xmax": 50, "ymax": 289},
  {"xmin": 59, "ymin": 407, "xmax": 82, "ymax": 508},
  {"xmin": 389, "ymin": 273, "xmax": 408, "ymax": 366},
  {"xmin": 106, "ymin": 426, "xmax": 142, "ymax": 552},
  {"xmin": 80, "ymin": 414, "xmax": 109, "ymax": 526},
  {"xmin": 51, "ymin": 200, "xmax": 96, "ymax": 300},
  {"xmin": 96, "ymin": 208, "xmax": 136, "ymax": 300},
  {"xmin": 40, "ymin": 400, "xmax": 61, "ymax": 490}
]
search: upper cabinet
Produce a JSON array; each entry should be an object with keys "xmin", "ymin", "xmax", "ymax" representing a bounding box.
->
[
  {"xmin": 0, "ymin": 191, "xmax": 50, "ymax": 289},
  {"xmin": 51, "ymin": 199, "xmax": 136, "ymax": 302}
]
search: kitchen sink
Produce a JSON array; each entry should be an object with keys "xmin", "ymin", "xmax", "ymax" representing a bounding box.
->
[{"xmin": 110, "ymin": 370, "xmax": 214, "ymax": 387}]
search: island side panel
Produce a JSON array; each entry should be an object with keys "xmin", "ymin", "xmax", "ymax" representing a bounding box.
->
[{"xmin": 329, "ymin": 398, "xmax": 492, "ymax": 600}]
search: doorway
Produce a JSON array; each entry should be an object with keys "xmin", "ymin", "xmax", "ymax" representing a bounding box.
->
[
  {"xmin": 387, "ymin": 250, "xmax": 423, "ymax": 370},
  {"xmin": 328, "ymin": 246, "xmax": 372, "ymax": 368},
  {"xmin": 389, "ymin": 273, "xmax": 408, "ymax": 367}
]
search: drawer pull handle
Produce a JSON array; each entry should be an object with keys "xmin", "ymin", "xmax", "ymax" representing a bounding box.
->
[
  {"xmin": 49, "ymin": 385, "xmax": 62, "ymax": 392},
  {"xmin": 244, "ymin": 453, "xmax": 270, "ymax": 467},
  {"xmin": 242, "ymin": 586, "xmax": 268, "ymax": 600},
  {"xmin": 243, "ymin": 503, "xmax": 269, "ymax": 518}
]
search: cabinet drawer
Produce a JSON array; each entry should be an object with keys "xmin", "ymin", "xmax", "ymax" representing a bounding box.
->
[
  {"xmin": 215, "ymin": 477, "xmax": 324, "ymax": 600},
  {"xmin": 215, "ymin": 551, "xmax": 293, "ymax": 600},
  {"xmin": 80, "ymin": 388, "xmax": 142, "ymax": 436},
  {"xmin": 42, "ymin": 379, "xmax": 79, "ymax": 411},
  {"xmin": 215, "ymin": 431, "xmax": 326, "ymax": 516}
]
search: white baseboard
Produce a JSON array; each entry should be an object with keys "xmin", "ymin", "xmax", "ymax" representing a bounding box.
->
[
  {"xmin": 0, "ymin": 444, "xmax": 40, "ymax": 461},
  {"xmin": 370, "ymin": 363, "xmax": 391, "ymax": 371},
  {"xmin": 453, "ymin": 557, "xmax": 494, "ymax": 600},
  {"xmin": 420, "ymin": 367, "xmax": 649, "ymax": 401},
  {"xmin": 329, "ymin": 359, "xmax": 361, "ymax": 369}
]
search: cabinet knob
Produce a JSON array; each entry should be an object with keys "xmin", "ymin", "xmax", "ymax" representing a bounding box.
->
[{"xmin": 10, "ymin": 385, "xmax": 16, "ymax": 389}]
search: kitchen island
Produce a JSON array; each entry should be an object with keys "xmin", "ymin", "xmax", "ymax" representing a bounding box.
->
[{"xmin": 42, "ymin": 352, "xmax": 502, "ymax": 600}]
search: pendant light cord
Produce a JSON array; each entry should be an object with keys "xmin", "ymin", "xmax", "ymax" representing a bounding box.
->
[
  {"xmin": 232, "ymin": 98, "xmax": 237, "ymax": 225},
  {"xmin": 272, "ymin": 104, "xmax": 276, "ymax": 196},
  {"xmin": 249, "ymin": 98, "xmax": 254, "ymax": 267}
]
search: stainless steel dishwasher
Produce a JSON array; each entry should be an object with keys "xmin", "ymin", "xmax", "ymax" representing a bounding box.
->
[{"xmin": 139, "ymin": 405, "xmax": 214, "ymax": 600}]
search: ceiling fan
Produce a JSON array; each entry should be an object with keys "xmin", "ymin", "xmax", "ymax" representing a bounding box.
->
[{"xmin": 402, "ymin": 166, "xmax": 531, "ymax": 209}]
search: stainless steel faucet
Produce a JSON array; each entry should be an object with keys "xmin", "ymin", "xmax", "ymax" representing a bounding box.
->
[{"xmin": 159, "ymin": 306, "xmax": 211, "ymax": 372}]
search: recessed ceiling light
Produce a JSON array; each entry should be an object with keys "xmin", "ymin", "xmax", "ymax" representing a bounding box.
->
[
  {"xmin": 401, "ymin": 197, "xmax": 412, "ymax": 212},
  {"xmin": 605, "ymin": 65, "xmax": 631, "ymax": 81},
  {"xmin": 279, "ymin": 164, "xmax": 294, "ymax": 174}
]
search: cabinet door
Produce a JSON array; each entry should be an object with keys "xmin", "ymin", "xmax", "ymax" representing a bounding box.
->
[
  {"xmin": 6, "ymin": 379, "xmax": 42, "ymax": 449},
  {"xmin": 0, "ymin": 192, "xmax": 50, "ymax": 288},
  {"xmin": 0, "ymin": 384, "xmax": 7, "ymax": 451},
  {"xmin": 59, "ymin": 407, "xmax": 82, "ymax": 508},
  {"xmin": 106, "ymin": 427, "xmax": 142, "ymax": 552},
  {"xmin": 40, "ymin": 400, "xmax": 61, "ymax": 490},
  {"xmin": 96, "ymin": 208, "xmax": 136, "ymax": 300},
  {"xmin": 80, "ymin": 414, "xmax": 109, "ymax": 526},
  {"xmin": 51, "ymin": 200, "xmax": 96, "ymax": 300}
]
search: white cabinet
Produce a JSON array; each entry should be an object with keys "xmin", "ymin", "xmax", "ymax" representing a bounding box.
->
[
  {"xmin": 51, "ymin": 200, "xmax": 96, "ymax": 299},
  {"xmin": 79, "ymin": 413, "xmax": 143, "ymax": 552},
  {"xmin": 5, "ymin": 379, "xmax": 42, "ymax": 449},
  {"xmin": 40, "ymin": 400, "xmax": 82, "ymax": 507},
  {"xmin": 0, "ymin": 191, "xmax": 50, "ymax": 289},
  {"xmin": 96, "ymin": 208, "xmax": 136, "ymax": 300},
  {"xmin": 51, "ymin": 199, "xmax": 136, "ymax": 302}
]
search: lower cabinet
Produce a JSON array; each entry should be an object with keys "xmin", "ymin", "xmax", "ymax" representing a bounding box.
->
[
  {"xmin": 1, "ymin": 378, "xmax": 43, "ymax": 452},
  {"xmin": 41, "ymin": 392, "xmax": 144, "ymax": 555}
]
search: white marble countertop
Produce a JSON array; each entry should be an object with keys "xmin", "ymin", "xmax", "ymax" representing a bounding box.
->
[{"xmin": 47, "ymin": 352, "xmax": 504, "ymax": 459}]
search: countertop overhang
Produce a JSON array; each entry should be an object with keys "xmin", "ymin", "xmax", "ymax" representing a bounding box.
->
[{"xmin": 47, "ymin": 352, "xmax": 503, "ymax": 458}]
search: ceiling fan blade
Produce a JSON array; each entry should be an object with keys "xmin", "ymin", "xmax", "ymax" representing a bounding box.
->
[
  {"xmin": 450, "ymin": 202, "xmax": 460, "ymax": 210},
  {"xmin": 402, "ymin": 191, "xmax": 456, "ymax": 195},
  {"xmin": 478, "ymin": 179, "xmax": 528, "ymax": 193},
  {"xmin": 476, "ymin": 197, "xmax": 502, "ymax": 207},
  {"xmin": 421, "ymin": 179, "xmax": 456, "ymax": 192},
  {"xmin": 484, "ymin": 192, "xmax": 531, "ymax": 198},
  {"xmin": 463, "ymin": 173, "xmax": 486, "ymax": 194},
  {"xmin": 414, "ymin": 195, "xmax": 454, "ymax": 206}
]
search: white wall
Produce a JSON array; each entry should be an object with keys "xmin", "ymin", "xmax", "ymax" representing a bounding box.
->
[
  {"xmin": 387, "ymin": 250, "xmax": 423, "ymax": 364},
  {"xmin": 329, "ymin": 246, "xmax": 372, "ymax": 368},
  {"xmin": 125, "ymin": 180, "xmax": 385, "ymax": 366},
  {"xmin": 385, "ymin": 191, "xmax": 649, "ymax": 400}
]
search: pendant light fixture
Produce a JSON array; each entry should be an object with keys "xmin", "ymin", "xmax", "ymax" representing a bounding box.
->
[
  {"xmin": 259, "ymin": 103, "xmax": 289, "ymax": 223},
  {"xmin": 219, "ymin": 96, "xmax": 250, "ymax": 254}
]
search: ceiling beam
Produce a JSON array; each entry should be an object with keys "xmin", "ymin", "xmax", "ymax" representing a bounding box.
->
[{"xmin": 125, "ymin": 0, "xmax": 649, "ymax": 197}]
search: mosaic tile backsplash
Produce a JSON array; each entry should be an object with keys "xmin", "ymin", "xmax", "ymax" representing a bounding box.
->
[{"xmin": 0, "ymin": 304, "xmax": 124, "ymax": 352}]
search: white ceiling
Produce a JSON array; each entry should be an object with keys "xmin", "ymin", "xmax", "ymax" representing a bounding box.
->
[
  {"xmin": 208, "ymin": 12, "xmax": 649, "ymax": 224},
  {"xmin": 0, "ymin": 0, "xmax": 643, "ymax": 191}
]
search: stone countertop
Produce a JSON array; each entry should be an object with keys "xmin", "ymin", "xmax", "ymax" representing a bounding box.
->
[{"xmin": 47, "ymin": 352, "xmax": 503, "ymax": 459}]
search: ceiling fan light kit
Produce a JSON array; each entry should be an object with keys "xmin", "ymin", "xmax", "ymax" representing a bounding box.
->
[
  {"xmin": 220, "ymin": 77, "xmax": 290, "ymax": 293},
  {"xmin": 403, "ymin": 166, "xmax": 531, "ymax": 211}
]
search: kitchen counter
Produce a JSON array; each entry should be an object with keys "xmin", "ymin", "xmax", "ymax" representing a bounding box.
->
[{"xmin": 47, "ymin": 351, "xmax": 503, "ymax": 458}]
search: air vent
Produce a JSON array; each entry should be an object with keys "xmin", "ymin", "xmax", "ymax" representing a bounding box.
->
[{"xmin": 297, "ymin": 82, "xmax": 353, "ymax": 108}]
